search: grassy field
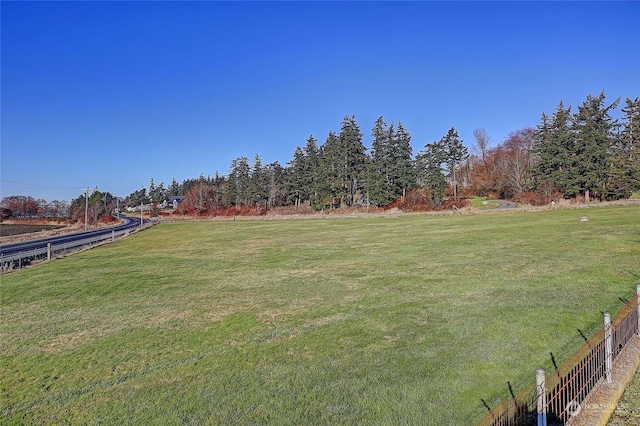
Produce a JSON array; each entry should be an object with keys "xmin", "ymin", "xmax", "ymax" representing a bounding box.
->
[
  {"xmin": 1, "ymin": 206, "xmax": 639, "ymax": 424},
  {"xmin": 470, "ymin": 197, "xmax": 501, "ymax": 209}
]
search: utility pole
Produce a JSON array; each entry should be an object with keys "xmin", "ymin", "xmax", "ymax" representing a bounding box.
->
[{"xmin": 84, "ymin": 186, "xmax": 89, "ymax": 231}]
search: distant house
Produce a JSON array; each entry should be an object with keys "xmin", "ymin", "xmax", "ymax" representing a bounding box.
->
[
  {"xmin": 166, "ymin": 196, "xmax": 185, "ymax": 210},
  {"xmin": 126, "ymin": 204, "xmax": 151, "ymax": 212}
]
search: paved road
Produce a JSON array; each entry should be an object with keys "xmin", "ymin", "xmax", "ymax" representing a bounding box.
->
[
  {"xmin": 495, "ymin": 200, "xmax": 517, "ymax": 210},
  {"xmin": 0, "ymin": 216, "xmax": 143, "ymax": 258}
]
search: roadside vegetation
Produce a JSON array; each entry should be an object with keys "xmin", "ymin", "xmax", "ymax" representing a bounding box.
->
[
  {"xmin": 2, "ymin": 206, "xmax": 638, "ymax": 424},
  {"xmin": 609, "ymin": 367, "xmax": 640, "ymax": 425}
]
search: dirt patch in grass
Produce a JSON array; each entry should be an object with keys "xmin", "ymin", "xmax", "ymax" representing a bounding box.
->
[
  {"xmin": 1, "ymin": 223, "xmax": 67, "ymax": 236},
  {"xmin": 0, "ymin": 220, "xmax": 80, "ymax": 243},
  {"xmin": 0, "ymin": 218, "xmax": 124, "ymax": 244}
]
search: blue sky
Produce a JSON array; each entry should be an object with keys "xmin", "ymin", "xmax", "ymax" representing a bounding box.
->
[{"xmin": 2, "ymin": 1, "xmax": 639, "ymax": 202}]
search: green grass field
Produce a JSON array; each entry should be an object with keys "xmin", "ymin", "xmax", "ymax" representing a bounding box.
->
[
  {"xmin": 470, "ymin": 197, "xmax": 501, "ymax": 209},
  {"xmin": 2, "ymin": 206, "xmax": 639, "ymax": 424}
]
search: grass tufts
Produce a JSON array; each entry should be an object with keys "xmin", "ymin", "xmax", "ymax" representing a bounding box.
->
[{"xmin": 1, "ymin": 206, "xmax": 639, "ymax": 424}]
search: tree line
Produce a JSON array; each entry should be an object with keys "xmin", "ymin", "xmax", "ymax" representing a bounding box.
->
[
  {"xmin": 6, "ymin": 92, "xmax": 634, "ymax": 221},
  {"xmin": 0, "ymin": 189, "xmax": 120, "ymax": 225},
  {"xmin": 123, "ymin": 92, "xmax": 637, "ymax": 215},
  {"xmin": 0, "ymin": 195, "xmax": 70, "ymax": 219},
  {"xmin": 125, "ymin": 115, "xmax": 471, "ymax": 214},
  {"xmin": 471, "ymin": 93, "xmax": 639, "ymax": 203}
]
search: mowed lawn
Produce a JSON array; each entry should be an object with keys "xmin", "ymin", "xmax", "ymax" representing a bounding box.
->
[{"xmin": 1, "ymin": 206, "xmax": 639, "ymax": 424}]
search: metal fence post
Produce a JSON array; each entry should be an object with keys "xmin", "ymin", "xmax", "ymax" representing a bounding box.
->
[
  {"xmin": 604, "ymin": 312, "xmax": 612, "ymax": 384},
  {"xmin": 637, "ymin": 284, "xmax": 640, "ymax": 337},
  {"xmin": 536, "ymin": 368, "xmax": 547, "ymax": 426},
  {"xmin": 47, "ymin": 243, "xmax": 51, "ymax": 261}
]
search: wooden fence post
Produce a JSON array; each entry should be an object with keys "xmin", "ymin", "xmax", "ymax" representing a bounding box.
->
[
  {"xmin": 536, "ymin": 367, "xmax": 547, "ymax": 426},
  {"xmin": 604, "ymin": 312, "xmax": 612, "ymax": 384}
]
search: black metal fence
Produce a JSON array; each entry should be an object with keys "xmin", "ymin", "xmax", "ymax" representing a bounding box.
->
[{"xmin": 479, "ymin": 286, "xmax": 640, "ymax": 426}]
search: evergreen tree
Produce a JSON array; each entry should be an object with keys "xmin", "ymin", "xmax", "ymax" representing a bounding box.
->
[
  {"xmin": 608, "ymin": 97, "xmax": 640, "ymax": 198},
  {"xmin": 415, "ymin": 141, "xmax": 447, "ymax": 205},
  {"xmin": 368, "ymin": 116, "xmax": 392, "ymax": 206},
  {"xmin": 572, "ymin": 92, "xmax": 619, "ymax": 202},
  {"xmin": 303, "ymin": 135, "xmax": 321, "ymax": 207},
  {"xmin": 168, "ymin": 177, "xmax": 180, "ymax": 196},
  {"xmin": 286, "ymin": 146, "xmax": 307, "ymax": 207},
  {"xmin": 124, "ymin": 187, "xmax": 148, "ymax": 208},
  {"xmin": 212, "ymin": 171, "xmax": 225, "ymax": 187},
  {"xmin": 148, "ymin": 178, "xmax": 167, "ymax": 204},
  {"xmin": 336, "ymin": 115, "xmax": 366, "ymax": 206},
  {"xmin": 265, "ymin": 161, "xmax": 286, "ymax": 209},
  {"xmin": 367, "ymin": 118, "xmax": 415, "ymax": 206},
  {"xmin": 391, "ymin": 121, "xmax": 415, "ymax": 201},
  {"xmin": 319, "ymin": 130, "xmax": 342, "ymax": 208},
  {"xmin": 149, "ymin": 178, "xmax": 157, "ymax": 202},
  {"xmin": 533, "ymin": 101, "xmax": 576, "ymax": 196},
  {"xmin": 286, "ymin": 135, "xmax": 322, "ymax": 208},
  {"xmin": 250, "ymin": 154, "xmax": 268, "ymax": 210},
  {"xmin": 180, "ymin": 179, "xmax": 191, "ymax": 195},
  {"xmin": 439, "ymin": 127, "xmax": 468, "ymax": 200},
  {"xmin": 227, "ymin": 156, "xmax": 251, "ymax": 206}
]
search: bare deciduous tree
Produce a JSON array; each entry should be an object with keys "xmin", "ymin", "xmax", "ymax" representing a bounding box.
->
[{"xmin": 473, "ymin": 128, "xmax": 491, "ymax": 166}]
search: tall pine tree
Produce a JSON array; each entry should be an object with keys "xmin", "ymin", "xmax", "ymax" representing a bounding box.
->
[
  {"xmin": 265, "ymin": 161, "xmax": 286, "ymax": 209},
  {"xmin": 285, "ymin": 135, "xmax": 321, "ymax": 208},
  {"xmin": 391, "ymin": 121, "xmax": 415, "ymax": 202},
  {"xmin": 303, "ymin": 135, "xmax": 321, "ymax": 207},
  {"xmin": 415, "ymin": 140, "xmax": 447, "ymax": 205},
  {"xmin": 250, "ymin": 154, "xmax": 268, "ymax": 210},
  {"xmin": 227, "ymin": 156, "xmax": 251, "ymax": 206},
  {"xmin": 336, "ymin": 115, "xmax": 367, "ymax": 206},
  {"xmin": 368, "ymin": 116, "xmax": 393, "ymax": 206},
  {"xmin": 368, "ymin": 118, "xmax": 416, "ymax": 206},
  {"xmin": 533, "ymin": 101, "xmax": 576, "ymax": 196},
  {"xmin": 572, "ymin": 92, "xmax": 619, "ymax": 202},
  {"xmin": 439, "ymin": 127, "xmax": 468, "ymax": 201},
  {"xmin": 286, "ymin": 146, "xmax": 307, "ymax": 207},
  {"xmin": 608, "ymin": 97, "xmax": 640, "ymax": 198},
  {"xmin": 318, "ymin": 131, "xmax": 341, "ymax": 208}
]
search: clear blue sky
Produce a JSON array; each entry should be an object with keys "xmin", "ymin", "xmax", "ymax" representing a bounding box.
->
[{"xmin": 2, "ymin": 1, "xmax": 639, "ymax": 202}]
